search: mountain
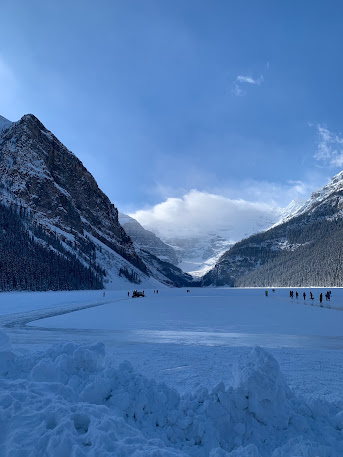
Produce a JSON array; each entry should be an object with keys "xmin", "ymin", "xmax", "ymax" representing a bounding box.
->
[
  {"xmin": 203, "ymin": 171, "xmax": 343, "ymax": 287},
  {"xmin": 0, "ymin": 202, "xmax": 103, "ymax": 291},
  {"xmin": 137, "ymin": 249, "xmax": 198, "ymax": 287},
  {"xmin": 119, "ymin": 213, "xmax": 179, "ymax": 265},
  {"xmin": 164, "ymin": 234, "xmax": 232, "ymax": 277},
  {"xmin": 142, "ymin": 208, "xmax": 295, "ymax": 277},
  {"xmin": 0, "ymin": 115, "xmax": 11, "ymax": 134},
  {"xmin": 118, "ymin": 213, "xmax": 198, "ymax": 287},
  {"xmin": 0, "ymin": 114, "xmax": 193, "ymax": 290}
]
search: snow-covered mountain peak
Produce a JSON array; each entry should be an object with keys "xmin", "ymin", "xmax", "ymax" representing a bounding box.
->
[
  {"xmin": 282, "ymin": 170, "xmax": 343, "ymax": 221},
  {"xmin": 329, "ymin": 170, "xmax": 343, "ymax": 186},
  {"xmin": 0, "ymin": 115, "xmax": 12, "ymax": 134}
]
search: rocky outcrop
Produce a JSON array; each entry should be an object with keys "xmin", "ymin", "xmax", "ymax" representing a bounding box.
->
[{"xmin": 0, "ymin": 114, "xmax": 146, "ymax": 273}]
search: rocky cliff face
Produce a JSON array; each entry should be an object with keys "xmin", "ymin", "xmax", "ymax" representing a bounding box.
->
[
  {"xmin": 0, "ymin": 114, "xmax": 145, "ymax": 270},
  {"xmin": 203, "ymin": 171, "xmax": 343, "ymax": 287},
  {"xmin": 0, "ymin": 113, "xmax": 200, "ymax": 289},
  {"xmin": 0, "ymin": 114, "xmax": 159, "ymax": 288}
]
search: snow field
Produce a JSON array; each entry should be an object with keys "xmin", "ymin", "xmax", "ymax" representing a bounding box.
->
[
  {"xmin": 1, "ymin": 330, "xmax": 343, "ymax": 457},
  {"xmin": 1, "ymin": 288, "xmax": 343, "ymax": 456}
]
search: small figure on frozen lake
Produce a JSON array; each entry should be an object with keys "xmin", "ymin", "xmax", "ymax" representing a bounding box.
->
[
  {"xmin": 303, "ymin": 292, "xmax": 306, "ymax": 300},
  {"xmin": 296, "ymin": 291, "xmax": 298, "ymax": 299},
  {"xmin": 265, "ymin": 290, "xmax": 268, "ymax": 297},
  {"xmin": 310, "ymin": 291, "xmax": 314, "ymax": 301},
  {"xmin": 320, "ymin": 293, "xmax": 323, "ymax": 304}
]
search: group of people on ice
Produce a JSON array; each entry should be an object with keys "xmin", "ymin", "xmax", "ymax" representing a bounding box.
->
[
  {"xmin": 289, "ymin": 290, "xmax": 332, "ymax": 303},
  {"xmin": 265, "ymin": 289, "xmax": 333, "ymax": 304}
]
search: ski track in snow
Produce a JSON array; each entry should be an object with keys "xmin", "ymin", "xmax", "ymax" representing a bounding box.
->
[{"xmin": 0, "ymin": 297, "xmax": 125, "ymax": 329}]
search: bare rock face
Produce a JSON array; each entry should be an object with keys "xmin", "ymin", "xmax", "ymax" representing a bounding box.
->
[
  {"xmin": 0, "ymin": 114, "xmax": 147, "ymax": 277},
  {"xmin": 0, "ymin": 113, "xmax": 198, "ymax": 289}
]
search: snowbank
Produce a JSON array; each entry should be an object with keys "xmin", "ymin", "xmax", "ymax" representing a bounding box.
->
[{"xmin": 0, "ymin": 333, "xmax": 342, "ymax": 456}]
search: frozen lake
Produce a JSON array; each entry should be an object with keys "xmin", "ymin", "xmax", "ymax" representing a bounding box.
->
[
  {"xmin": 2, "ymin": 287, "xmax": 343, "ymax": 456},
  {"xmin": 28, "ymin": 287, "xmax": 343, "ymax": 349},
  {"xmin": 2, "ymin": 287, "xmax": 343, "ymax": 398}
]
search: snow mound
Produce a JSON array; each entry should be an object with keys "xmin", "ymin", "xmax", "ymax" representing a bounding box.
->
[
  {"xmin": 0, "ymin": 335, "xmax": 342, "ymax": 457},
  {"xmin": 232, "ymin": 346, "xmax": 292, "ymax": 429}
]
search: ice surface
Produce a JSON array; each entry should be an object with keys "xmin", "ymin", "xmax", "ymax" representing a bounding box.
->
[
  {"xmin": 1, "ymin": 288, "xmax": 343, "ymax": 456},
  {"xmin": 29, "ymin": 288, "xmax": 343, "ymax": 339},
  {"xmin": 0, "ymin": 329, "xmax": 12, "ymax": 351}
]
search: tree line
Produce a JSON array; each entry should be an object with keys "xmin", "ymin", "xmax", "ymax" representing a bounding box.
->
[{"xmin": 0, "ymin": 202, "xmax": 104, "ymax": 291}]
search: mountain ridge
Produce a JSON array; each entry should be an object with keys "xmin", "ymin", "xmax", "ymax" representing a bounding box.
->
[
  {"xmin": 0, "ymin": 113, "xmax": 195, "ymax": 290},
  {"xmin": 203, "ymin": 171, "xmax": 343, "ymax": 287}
]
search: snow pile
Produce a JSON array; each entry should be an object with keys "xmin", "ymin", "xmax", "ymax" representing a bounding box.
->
[
  {"xmin": 232, "ymin": 346, "xmax": 292, "ymax": 429},
  {"xmin": 0, "ymin": 332, "xmax": 343, "ymax": 457}
]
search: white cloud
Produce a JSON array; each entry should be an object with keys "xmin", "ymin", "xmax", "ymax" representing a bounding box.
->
[
  {"xmin": 236, "ymin": 75, "xmax": 264, "ymax": 85},
  {"xmin": 313, "ymin": 124, "xmax": 343, "ymax": 167},
  {"xmin": 129, "ymin": 183, "xmax": 310, "ymax": 242},
  {"xmin": 232, "ymin": 84, "xmax": 245, "ymax": 96},
  {"xmin": 232, "ymin": 74, "xmax": 264, "ymax": 96},
  {"xmin": 127, "ymin": 174, "xmax": 330, "ymax": 243}
]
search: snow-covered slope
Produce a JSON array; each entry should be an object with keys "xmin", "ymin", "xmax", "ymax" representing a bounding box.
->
[
  {"xmin": 280, "ymin": 172, "xmax": 343, "ymax": 223},
  {"xmin": 119, "ymin": 213, "xmax": 179, "ymax": 265},
  {"xmin": 0, "ymin": 114, "xmax": 189, "ymax": 290},
  {"xmin": 147, "ymin": 208, "xmax": 292, "ymax": 277},
  {"xmin": 165, "ymin": 234, "xmax": 232, "ymax": 277},
  {"xmin": 0, "ymin": 115, "xmax": 11, "ymax": 134},
  {"xmin": 203, "ymin": 171, "xmax": 343, "ymax": 287}
]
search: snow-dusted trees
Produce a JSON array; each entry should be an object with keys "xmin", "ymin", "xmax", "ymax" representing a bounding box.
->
[
  {"xmin": 203, "ymin": 210, "xmax": 343, "ymax": 288},
  {"xmin": 0, "ymin": 203, "xmax": 103, "ymax": 291}
]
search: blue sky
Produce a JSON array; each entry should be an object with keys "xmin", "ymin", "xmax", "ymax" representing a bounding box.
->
[{"xmin": 1, "ymin": 1, "xmax": 343, "ymax": 233}]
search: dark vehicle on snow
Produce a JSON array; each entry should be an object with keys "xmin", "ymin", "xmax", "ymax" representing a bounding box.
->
[{"xmin": 132, "ymin": 290, "xmax": 145, "ymax": 298}]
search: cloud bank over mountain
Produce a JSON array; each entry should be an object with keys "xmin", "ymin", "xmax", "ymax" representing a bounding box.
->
[{"xmin": 130, "ymin": 190, "xmax": 281, "ymax": 242}]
